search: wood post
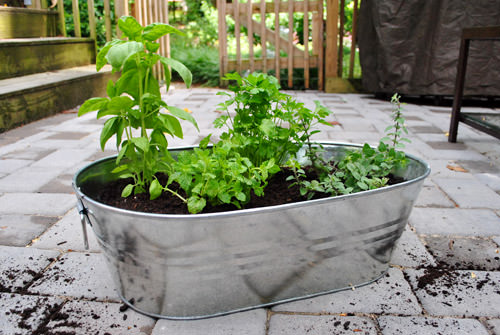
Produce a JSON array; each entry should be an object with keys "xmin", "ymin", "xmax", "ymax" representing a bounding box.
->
[
  {"xmin": 57, "ymin": 0, "xmax": 66, "ymax": 37},
  {"xmin": 260, "ymin": 0, "xmax": 267, "ymax": 73},
  {"xmin": 274, "ymin": 0, "xmax": 280, "ymax": 83},
  {"xmin": 103, "ymin": 0, "xmax": 112, "ymax": 42},
  {"xmin": 348, "ymin": 0, "xmax": 358, "ymax": 78},
  {"xmin": 72, "ymin": 0, "xmax": 81, "ymax": 37},
  {"xmin": 87, "ymin": 0, "xmax": 96, "ymax": 40},
  {"xmin": 325, "ymin": 0, "xmax": 339, "ymax": 80},
  {"xmin": 304, "ymin": 0, "xmax": 309, "ymax": 89},
  {"xmin": 337, "ymin": 0, "xmax": 344, "ymax": 77}
]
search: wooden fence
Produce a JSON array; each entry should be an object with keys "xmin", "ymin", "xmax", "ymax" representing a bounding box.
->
[
  {"xmin": 22, "ymin": 0, "xmax": 358, "ymax": 91},
  {"xmin": 217, "ymin": 0, "xmax": 324, "ymax": 89},
  {"xmin": 218, "ymin": 0, "xmax": 360, "ymax": 91}
]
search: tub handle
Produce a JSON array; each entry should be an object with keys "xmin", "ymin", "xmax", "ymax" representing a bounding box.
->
[{"xmin": 76, "ymin": 198, "xmax": 91, "ymax": 250}]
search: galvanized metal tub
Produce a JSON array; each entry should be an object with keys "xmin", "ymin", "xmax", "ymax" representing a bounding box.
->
[{"xmin": 73, "ymin": 142, "xmax": 430, "ymax": 319}]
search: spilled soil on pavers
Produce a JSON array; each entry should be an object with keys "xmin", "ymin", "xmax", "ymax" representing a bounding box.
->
[
  {"xmin": 94, "ymin": 170, "xmax": 405, "ymax": 215},
  {"xmin": 423, "ymin": 236, "xmax": 500, "ymax": 271},
  {"xmin": 405, "ymin": 236, "xmax": 500, "ymax": 305}
]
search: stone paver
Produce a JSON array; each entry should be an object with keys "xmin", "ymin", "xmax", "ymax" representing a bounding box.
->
[
  {"xmin": 28, "ymin": 252, "xmax": 119, "ymax": 301},
  {"xmin": 390, "ymin": 229, "xmax": 436, "ymax": 268},
  {"xmin": 0, "ymin": 246, "xmax": 59, "ymax": 291},
  {"xmin": 378, "ymin": 316, "xmax": 490, "ymax": 335},
  {"xmin": 423, "ymin": 236, "xmax": 500, "ymax": 271},
  {"xmin": 0, "ymin": 166, "xmax": 66, "ymax": 192},
  {"xmin": 433, "ymin": 178, "xmax": 500, "ymax": 208},
  {"xmin": 0, "ymin": 90, "xmax": 500, "ymax": 334},
  {"xmin": 0, "ymin": 293, "xmax": 64, "ymax": 335},
  {"xmin": 414, "ymin": 184, "xmax": 455, "ymax": 208},
  {"xmin": 32, "ymin": 208, "xmax": 100, "ymax": 252},
  {"xmin": 0, "ymin": 158, "xmax": 32, "ymax": 174},
  {"xmin": 410, "ymin": 208, "xmax": 500, "ymax": 236},
  {"xmin": 0, "ymin": 214, "xmax": 56, "ymax": 246},
  {"xmin": 273, "ymin": 268, "xmax": 422, "ymax": 315},
  {"xmin": 45, "ymin": 300, "xmax": 156, "ymax": 335},
  {"xmin": 268, "ymin": 314, "xmax": 378, "ymax": 335},
  {"xmin": 405, "ymin": 269, "xmax": 500, "ymax": 317},
  {"xmin": 153, "ymin": 309, "xmax": 267, "ymax": 335},
  {"xmin": 0, "ymin": 193, "xmax": 75, "ymax": 216}
]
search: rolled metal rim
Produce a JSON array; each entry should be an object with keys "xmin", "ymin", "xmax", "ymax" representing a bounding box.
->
[{"xmin": 73, "ymin": 141, "xmax": 431, "ymax": 219}]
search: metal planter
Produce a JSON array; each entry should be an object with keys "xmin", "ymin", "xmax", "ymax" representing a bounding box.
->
[{"xmin": 73, "ymin": 142, "xmax": 430, "ymax": 319}]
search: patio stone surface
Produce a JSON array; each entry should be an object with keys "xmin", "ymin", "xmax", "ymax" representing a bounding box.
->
[
  {"xmin": 28, "ymin": 252, "xmax": 119, "ymax": 301},
  {"xmin": 0, "ymin": 293, "xmax": 64, "ymax": 335},
  {"xmin": 268, "ymin": 314, "xmax": 378, "ymax": 335},
  {"xmin": 273, "ymin": 268, "xmax": 422, "ymax": 315},
  {"xmin": 45, "ymin": 300, "xmax": 156, "ymax": 335},
  {"xmin": 377, "ymin": 316, "xmax": 490, "ymax": 335},
  {"xmin": 422, "ymin": 236, "xmax": 500, "ymax": 271},
  {"xmin": 0, "ymin": 214, "xmax": 57, "ymax": 247},
  {"xmin": 1, "ymin": 89, "xmax": 500, "ymax": 334},
  {"xmin": 405, "ymin": 269, "xmax": 500, "ymax": 317},
  {"xmin": 153, "ymin": 309, "xmax": 267, "ymax": 335}
]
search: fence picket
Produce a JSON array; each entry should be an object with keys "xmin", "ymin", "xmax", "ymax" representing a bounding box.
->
[
  {"xmin": 274, "ymin": 0, "xmax": 280, "ymax": 82},
  {"xmin": 304, "ymin": 0, "xmax": 309, "ymax": 88},
  {"xmin": 288, "ymin": 0, "xmax": 293, "ymax": 87},
  {"xmin": 260, "ymin": 0, "xmax": 267, "ymax": 73},
  {"xmin": 219, "ymin": 0, "xmax": 333, "ymax": 90}
]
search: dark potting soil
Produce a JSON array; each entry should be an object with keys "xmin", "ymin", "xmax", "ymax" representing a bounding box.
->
[{"xmin": 95, "ymin": 169, "xmax": 406, "ymax": 215}]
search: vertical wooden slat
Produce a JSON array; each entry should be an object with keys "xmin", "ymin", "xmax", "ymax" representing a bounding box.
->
[
  {"xmin": 57, "ymin": 0, "xmax": 67, "ymax": 37},
  {"xmin": 87, "ymin": 0, "xmax": 97, "ymax": 40},
  {"xmin": 136, "ymin": 0, "xmax": 143, "ymax": 24},
  {"xmin": 115, "ymin": 0, "xmax": 126, "ymax": 37},
  {"xmin": 234, "ymin": 0, "xmax": 241, "ymax": 73},
  {"xmin": 248, "ymin": 0, "xmax": 254, "ymax": 73},
  {"xmin": 348, "ymin": 0, "xmax": 358, "ymax": 78},
  {"xmin": 287, "ymin": 0, "xmax": 294, "ymax": 87},
  {"xmin": 218, "ymin": 0, "xmax": 228, "ymax": 85},
  {"xmin": 338, "ymin": 0, "xmax": 345, "ymax": 77},
  {"xmin": 274, "ymin": 0, "xmax": 280, "ymax": 83},
  {"xmin": 147, "ymin": 0, "xmax": 153, "ymax": 26},
  {"xmin": 318, "ymin": 0, "xmax": 324, "ymax": 90},
  {"xmin": 260, "ymin": 0, "xmax": 267, "ymax": 73},
  {"xmin": 104, "ymin": 0, "xmax": 112, "ymax": 42},
  {"xmin": 152, "ymin": 0, "xmax": 160, "ymax": 79},
  {"xmin": 164, "ymin": 0, "xmax": 170, "ymax": 58},
  {"xmin": 303, "ymin": 0, "xmax": 309, "ymax": 89},
  {"xmin": 72, "ymin": 0, "xmax": 81, "ymax": 37},
  {"xmin": 325, "ymin": 0, "xmax": 339, "ymax": 82}
]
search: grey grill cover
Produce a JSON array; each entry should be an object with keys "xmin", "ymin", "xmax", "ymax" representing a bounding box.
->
[{"xmin": 358, "ymin": 0, "xmax": 500, "ymax": 96}]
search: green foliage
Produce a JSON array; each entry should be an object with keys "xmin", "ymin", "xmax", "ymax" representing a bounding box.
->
[
  {"xmin": 216, "ymin": 72, "xmax": 332, "ymax": 167},
  {"xmin": 169, "ymin": 71, "xmax": 332, "ymax": 214},
  {"xmin": 78, "ymin": 16, "xmax": 196, "ymax": 201},
  {"xmin": 170, "ymin": 36, "xmax": 220, "ymax": 86},
  {"xmin": 184, "ymin": 1, "xmax": 219, "ymax": 46},
  {"xmin": 288, "ymin": 92, "xmax": 411, "ymax": 199},
  {"xmin": 169, "ymin": 136, "xmax": 279, "ymax": 214}
]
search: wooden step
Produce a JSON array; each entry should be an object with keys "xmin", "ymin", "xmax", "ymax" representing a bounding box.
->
[
  {"xmin": 0, "ymin": 65, "xmax": 118, "ymax": 132},
  {"xmin": 0, "ymin": 7, "xmax": 58, "ymax": 38},
  {"xmin": 0, "ymin": 37, "xmax": 96, "ymax": 80}
]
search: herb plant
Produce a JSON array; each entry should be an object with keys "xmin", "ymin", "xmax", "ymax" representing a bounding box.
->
[
  {"xmin": 288, "ymin": 93, "xmax": 411, "ymax": 199},
  {"xmin": 168, "ymin": 72, "xmax": 332, "ymax": 213},
  {"xmin": 215, "ymin": 72, "xmax": 332, "ymax": 167},
  {"xmin": 77, "ymin": 16, "xmax": 197, "ymax": 200}
]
